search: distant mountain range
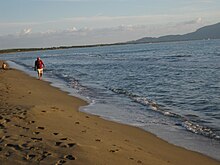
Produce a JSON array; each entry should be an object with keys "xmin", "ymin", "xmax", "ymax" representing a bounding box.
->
[{"xmin": 129, "ymin": 22, "xmax": 220, "ymax": 44}]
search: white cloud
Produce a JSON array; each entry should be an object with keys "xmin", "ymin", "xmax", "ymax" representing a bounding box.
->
[
  {"xmin": 0, "ymin": 25, "xmax": 146, "ymax": 49},
  {"xmin": 21, "ymin": 28, "xmax": 32, "ymax": 35},
  {"xmin": 68, "ymin": 27, "xmax": 78, "ymax": 32}
]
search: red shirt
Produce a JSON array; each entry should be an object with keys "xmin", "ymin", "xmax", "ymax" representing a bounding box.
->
[{"xmin": 35, "ymin": 59, "xmax": 44, "ymax": 69}]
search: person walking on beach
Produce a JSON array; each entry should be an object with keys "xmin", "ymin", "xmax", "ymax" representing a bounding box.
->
[
  {"xmin": 34, "ymin": 57, "xmax": 45, "ymax": 80},
  {"xmin": 2, "ymin": 62, "xmax": 7, "ymax": 70}
]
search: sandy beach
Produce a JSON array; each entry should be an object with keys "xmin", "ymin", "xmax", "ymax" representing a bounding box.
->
[{"xmin": 0, "ymin": 60, "xmax": 219, "ymax": 165}]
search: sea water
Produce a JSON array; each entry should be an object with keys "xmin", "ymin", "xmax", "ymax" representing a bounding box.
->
[{"xmin": 1, "ymin": 39, "xmax": 220, "ymax": 160}]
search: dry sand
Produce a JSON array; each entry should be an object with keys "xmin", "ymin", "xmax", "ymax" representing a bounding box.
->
[{"xmin": 0, "ymin": 60, "xmax": 219, "ymax": 165}]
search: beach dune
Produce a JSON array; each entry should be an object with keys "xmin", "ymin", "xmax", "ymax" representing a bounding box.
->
[{"xmin": 0, "ymin": 60, "xmax": 219, "ymax": 165}]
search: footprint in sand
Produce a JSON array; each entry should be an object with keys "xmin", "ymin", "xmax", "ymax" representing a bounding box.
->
[
  {"xmin": 109, "ymin": 146, "xmax": 120, "ymax": 153},
  {"xmin": 55, "ymin": 155, "xmax": 75, "ymax": 165},
  {"xmin": 109, "ymin": 149, "xmax": 119, "ymax": 153},
  {"xmin": 3, "ymin": 118, "xmax": 11, "ymax": 123},
  {"xmin": 3, "ymin": 135, "xmax": 11, "ymax": 139},
  {"xmin": 13, "ymin": 124, "xmax": 29, "ymax": 130},
  {"xmin": 5, "ymin": 152, "xmax": 11, "ymax": 157},
  {"xmin": 14, "ymin": 124, "xmax": 21, "ymax": 128},
  {"xmin": 5, "ymin": 143, "xmax": 23, "ymax": 150},
  {"xmin": 55, "ymin": 142, "xmax": 62, "ymax": 146},
  {"xmin": 20, "ymin": 134, "xmax": 28, "ymax": 138},
  {"xmin": 0, "ymin": 123, "xmax": 5, "ymax": 129},
  {"xmin": 25, "ymin": 154, "xmax": 36, "ymax": 160},
  {"xmin": 60, "ymin": 138, "xmax": 68, "ymax": 141},
  {"xmin": 37, "ymin": 151, "xmax": 52, "ymax": 161},
  {"xmin": 53, "ymin": 132, "xmax": 59, "ymax": 135},
  {"xmin": 31, "ymin": 137, "xmax": 43, "ymax": 142},
  {"xmin": 28, "ymin": 121, "xmax": 35, "ymax": 124},
  {"xmin": 22, "ymin": 126, "xmax": 30, "ymax": 130},
  {"xmin": 21, "ymin": 111, "xmax": 27, "ymax": 116},
  {"xmin": 15, "ymin": 107, "xmax": 22, "ymax": 111},
  {"xmin": 0, "ymin": 136, "xmax": 10, "ymax": 143},
  {"xmin": 56, "ymin": 159, "xmax": 66, "ymax": 165},
  {"xmin": 75, "ymin": 121, "xmax": 80, "ymax": 125},
  {"xmin": 64, "ymin": 154, "xmax": 75, "ymax": 160},
  {"xmin": 43, "ymin": 151, "xmax": 52, "ymax": 157},
  {"xmin": 33, "ymin": 131, "xmax": 40, "ymax": 135},
  {"xmin": 67, "ymin": 143, "xmax": 76, "ymax": 148},
  {"xmin": 16, "ymin": 116, "xmax": 25, "ymax": 120},
  {"xmin": 137, "ymin": 160, "xmax": 143, "ymax": 164},
  {"xmin": 36, "ymin": 126, "xmax": 45, "ymax": 130},
  {"xmin": 55, "ymin": 142, "xmax": 76, "ymax": 148}
]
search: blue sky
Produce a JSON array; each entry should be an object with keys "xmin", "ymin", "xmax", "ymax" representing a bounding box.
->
[{"xmin": 0, "ymin": 0, "xmax": 220, "ymax": 49}]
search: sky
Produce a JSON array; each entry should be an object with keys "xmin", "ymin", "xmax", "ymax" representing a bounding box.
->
[{"xmin": 0, "ymin": 0, "xmax": 220, "ymax": 49}]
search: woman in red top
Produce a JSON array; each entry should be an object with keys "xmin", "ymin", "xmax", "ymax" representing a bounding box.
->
[{"xmin": 34, "ymin": 57, "xmax": 45, "ymax": 80}]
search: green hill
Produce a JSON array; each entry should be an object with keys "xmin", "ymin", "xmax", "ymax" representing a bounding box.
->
[{"xmin": 130, "ymin": 22, "xmax": 220, "ymax": 44}]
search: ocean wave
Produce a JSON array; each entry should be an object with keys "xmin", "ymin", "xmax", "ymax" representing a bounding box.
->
[
  {"xmin": 109, "ymin": 88, "xmax": 181, "ymax": 118},
  {"xmin": 71, "ymin": 79, "xmax": 86, "ymax": 91},
  {"xmin": 166, "ymin": 54, "xmax": 192, "ymax": 58},
  {"xmin": 109, "ymin": 87, "xmax": 220, "ymax": 141},
  {"xmin": 182, "ymin": 121, "xmax": 220, "ymax": 140}
]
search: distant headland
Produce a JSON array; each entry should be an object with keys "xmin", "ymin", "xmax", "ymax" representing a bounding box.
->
[{"xmin": 128, "ymin": 22, "xmax": 220, "ymax": 44}]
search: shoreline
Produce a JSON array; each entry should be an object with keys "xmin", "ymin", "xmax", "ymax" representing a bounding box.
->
[
  {"xmin": 0, "ymin": 60, "xmax": 220, "ymax": 164},
  {"xmin": 1, "ymin": 39, "xmax": 219, "ymax": 55}
]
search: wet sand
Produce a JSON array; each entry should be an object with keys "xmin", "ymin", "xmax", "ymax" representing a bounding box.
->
[{"xmin": 0, "ymin": 60, "xmax": 219, "ymax": 165}]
